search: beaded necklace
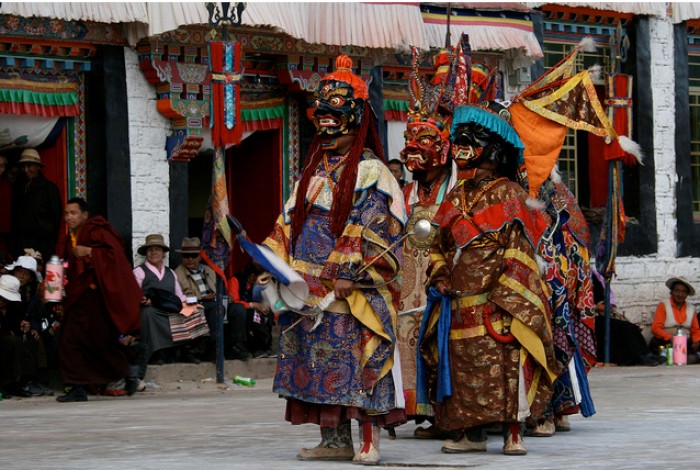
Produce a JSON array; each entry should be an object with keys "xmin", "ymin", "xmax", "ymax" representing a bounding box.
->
[{"xmin": 307, "ymin": 152, "xmax": 348, "ymax": 207}]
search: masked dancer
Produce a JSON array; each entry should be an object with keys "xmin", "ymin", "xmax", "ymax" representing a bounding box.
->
[
  {"xmin": 418, "ymin": 101, "xmax": 558, "ymax": 455},
  {"xmin": 396, "ymin": 47, "xmax": 459, "ymax": 439},
  {"xmin": 263, "ymin": 55, "xmax": 406, "ymax": 465}
]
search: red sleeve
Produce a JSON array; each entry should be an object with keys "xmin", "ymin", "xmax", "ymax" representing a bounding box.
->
[
  {"xmin": 226, "ymin": 277, "xmax": 249, "ymax": 309},
  {"xmin": 690, "ymin": 310, "xmax": 700, "ymax": 344},
  {"xmin": 651, "ymin": 301, "xmax": 671, "ymax": 342}
]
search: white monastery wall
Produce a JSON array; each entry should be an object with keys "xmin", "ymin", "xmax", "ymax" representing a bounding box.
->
[
  {"xmin": 124, "ymin": 47, "xmax": 171, "ymax": 265},
  {"xmin": 613, "ymin": 17, "xmax": 700, "ymax": 337}
]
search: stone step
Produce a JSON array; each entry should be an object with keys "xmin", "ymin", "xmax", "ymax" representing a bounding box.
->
[{"xmin": 144, "ymin": 357, "xmax": 277, "ymax": 384}]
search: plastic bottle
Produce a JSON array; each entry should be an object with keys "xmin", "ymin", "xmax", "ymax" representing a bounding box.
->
[
  {"xmin": 44, "ymin": 255, "xmax": 64, "ymax": 302},
  {"xmin": 233, "ymin": 375, "xmax": 256, "ymax": 387},
  {"xmin": 666, "ymin": 343, "xmax": 674, "ymax": 365},
  {"xmin": 673, "ymin": 328, "xmax": 688, "ymax": 365}
]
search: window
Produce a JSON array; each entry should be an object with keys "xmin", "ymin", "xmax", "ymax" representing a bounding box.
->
[{"xmin": 689, "ymin": 53, "xmax": 700, "ymax": 221}]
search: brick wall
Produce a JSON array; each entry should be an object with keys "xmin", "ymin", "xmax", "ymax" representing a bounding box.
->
[
  {"xmin": 612, "ymin": 17, "xmax": 700, "ymax": 337},
  {"xmin": 124, "ymin": 48, "xmax": 172, "ymax": 265}
]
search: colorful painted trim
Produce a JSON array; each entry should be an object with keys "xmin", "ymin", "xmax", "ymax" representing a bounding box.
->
[
  {"xmin": 0, "ymin": 15, "xmax": 126, "ymax": 46},
  {"xmin": 285, "ymin": 96, "xmax": 300, "ymax": 203},
  {"xmin": 0, "ymin": 78, "xmax": 79, "ymax": 116},
  {"xmin": 64, "ymin": 75, "xmax": 86, "ymax": 199}
]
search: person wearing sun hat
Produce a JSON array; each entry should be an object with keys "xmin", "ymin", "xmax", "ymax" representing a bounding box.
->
[
  {"xmin": 10, "ymin": 148, "xmax": 61, "ymax": 261},
  {"xmin": 650, "ymin": 276, "xmax": 699, "ymax": 362},
  {"xmin": 133, "ymin": 233, "xmax": 206, "ymax": 366},
  {"xmin": 0, "ymin": 268, "xmax": 51, "ymax": 398},
  {"xmin": 0, "ymin": 274, "xmax": 24, "ymax": 397},
  {"xmin": 5, "ymin": 255, "xmax": 42, "ymax": 285}
]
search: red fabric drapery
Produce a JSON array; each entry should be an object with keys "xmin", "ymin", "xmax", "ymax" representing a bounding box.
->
[{"xmin": 604, "ymin": 74, "xmax": 635, "ymax": 165}]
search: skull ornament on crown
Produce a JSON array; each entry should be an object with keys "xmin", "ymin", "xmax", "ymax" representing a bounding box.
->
[
  {"xmin": 399, "ymin": 48, "xmax": 453, "ymax": 173},
  {"xmin": 311, "ymin": 55, "xmax": 368, "ymax": 137}
]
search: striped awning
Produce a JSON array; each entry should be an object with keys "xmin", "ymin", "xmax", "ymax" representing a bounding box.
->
[
  {"xmin": 0, "ymin": 2, "xmax": 550, "ymax": 58},
  {"xmin": 421, "ymin": 3, "xmax": 543, "ymax": 58}
]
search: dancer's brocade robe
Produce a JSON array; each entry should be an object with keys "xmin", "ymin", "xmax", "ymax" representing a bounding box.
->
[
  {"xmin": 396, "ymin": 169, "xmax": 456, "ymax": 416},
  {"xmin": 264, "ymin": 152, "xmax": 406, "ymax": 417},
  {"xmin": 419, "ymin": 178, "xmax": 559, "ymax": 430},
  {"xmin": 540, "ymin": 179, "xmax": 596, "ymax": 417}
]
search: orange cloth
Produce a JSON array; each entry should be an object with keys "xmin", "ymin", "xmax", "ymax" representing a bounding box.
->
[
  {"xmin": 509, "ymin": 102, "xmax": 568, "ymax": 198},
  {"xmin": 651, "ymin": 298, "xmax": 700, "ymax": 344}
]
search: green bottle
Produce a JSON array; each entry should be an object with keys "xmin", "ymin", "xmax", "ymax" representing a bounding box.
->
[
  {"xmin": 666, "ymin": 343, "xmax": 673, "ymax": 366},
  {"xmin": 233, "ymin": 375, "xmax": 256, "ymax": 386}
]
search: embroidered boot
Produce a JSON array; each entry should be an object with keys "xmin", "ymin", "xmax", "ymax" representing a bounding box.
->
[
  {"xmin": 353, "ymin": 421, "xmax": 381, "ymax": 465},
  {"xmin": 529, "ymin": 416, "xmax": 555, "ymax": 437},
  {"xmin": 297, "ymin": 425, "xmax": 354, "ymax": 461},
  {"xmin": 554, "ymin": 414, "xmax": 571, "ymax": 432},
  {"xmin": 503, "ymin": 423, "xmax": 527, "ymax": 455}
]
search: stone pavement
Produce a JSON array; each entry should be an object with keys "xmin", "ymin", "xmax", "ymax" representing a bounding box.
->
[{"xmin": 2, "ymin": 363, "xmax": 699, "ymax": 470}]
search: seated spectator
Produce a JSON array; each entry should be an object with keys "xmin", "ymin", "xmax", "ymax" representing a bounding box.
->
[
  {"xmin": 229, "ymin": 262, "xmax": 274, "ymax": 358},
  {"xmin": 649, "ymin": 276, "xmax": 699, "ymax": 363},
  {"xmin": 0, "ymin": 274, "xmax": 24, "ymax": 398},
  {"xmin": 133, "ymin": 234, "xmax": 205, "ymax": 365},
  {"xmin": 4, "ymin": 255, "xmax": 51, "ymax": 395},
  {"xmin": 591, "ymin": 267, "xmax": 660, "ymax": 366},
  {"xmin": 174, "ymin": 237, "xmax": 216, "ymax": 358},
  {"xmin": 388, "ymin": 158, "xmax": 406, "ymax": 187}
]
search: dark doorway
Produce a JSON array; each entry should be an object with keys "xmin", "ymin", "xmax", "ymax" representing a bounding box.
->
[{"xmin": 228, "ymin": 129, "xmax": 283, "ymax": 275}]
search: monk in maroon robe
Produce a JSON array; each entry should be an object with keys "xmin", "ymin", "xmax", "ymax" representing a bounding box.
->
[{"xmin": 56, "ymin": 197, "xmax": 141, "ymax": 402}]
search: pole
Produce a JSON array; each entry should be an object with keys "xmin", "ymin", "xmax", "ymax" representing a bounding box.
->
[
  {"xmin": 604, "ymin": 279, "xmax": 611, "ymax": 364},
  {"xmin": 216, "ymin": 275, "xmax": 225, "ymax": 383}
]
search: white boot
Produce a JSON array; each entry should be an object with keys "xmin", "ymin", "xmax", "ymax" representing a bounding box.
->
[
  {"xmin": 353, "ymin": 421, "xmax": 381, "ymax": 465},
  {"xmin": 503, "ymin": 423, "xmax": 527, "ymax": 456}
]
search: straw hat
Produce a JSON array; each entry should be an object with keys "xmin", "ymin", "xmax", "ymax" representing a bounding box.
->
[
  {"xmin": 175, "ymin": 237, "xmax": 202, "ymax": 254},
  {"xmin": 137, "ymin": 234, "xmax": 170, "ymax": 256},
  {"xmin": 17, "ymin": 148, "xmax": 43, "ymax": 167},
  {"xmin": 0, "ymin": 274, "xmax": 21, "ymax": 302},
  {"xmin": 666, "ymin": 276, "xmax": 696, "ymax": 296}
]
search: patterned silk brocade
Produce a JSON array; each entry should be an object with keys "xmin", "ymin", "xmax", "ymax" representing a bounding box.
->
[
  {"xmin": 264, "ymin": 152, "xmax": 406, "ymax": 422},
  {"xmin": 420, "ymin": 180, "xmax": 556, "ymax": 430},
  {"xmin": 541, "ymin": 210, "xmax": 597, "ymax": 416},
  {"xmin": 397, "ymin": 203, "xmax": 439, "ymax": 416},
  {"xmin": 397, "ymin": 170, "xmax": 453, "ymax": 416}
]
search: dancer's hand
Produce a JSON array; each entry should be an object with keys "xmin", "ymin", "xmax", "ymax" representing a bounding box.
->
[{"xmin": 334, "ymin": 278, "xmax": 355, "ymax": 300}]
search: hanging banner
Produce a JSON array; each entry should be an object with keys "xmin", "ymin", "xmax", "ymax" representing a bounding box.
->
[{"xmin": 208, "ymin": 40, "xmax": 243, "ymax": 147}]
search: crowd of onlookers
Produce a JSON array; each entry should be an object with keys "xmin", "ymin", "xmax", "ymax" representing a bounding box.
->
[{"xmin": 0, "ymin": 148, "xmax": 274, "ymax": 399}]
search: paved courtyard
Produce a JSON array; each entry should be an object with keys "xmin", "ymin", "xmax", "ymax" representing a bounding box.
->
[{"xmin": 2, "ymin": 364, "xmax": 698, "ymax": 469}]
